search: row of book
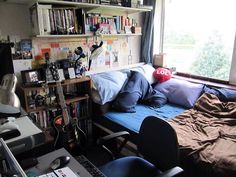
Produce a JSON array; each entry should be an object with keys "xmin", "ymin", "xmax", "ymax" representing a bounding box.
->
[
  {"xmin": 30, "ymin": 110, "xmax": 52, "ymax": 129},
  {"xmin": 71, "ymin": 0, "xmax": 100, "ymax": 4},
  {"xmin": 29, "ymin": 101, "xmax": 89, "ymax": 130},
  {"xmin": 70, "ymin": 0, "xmax": 132, "ymax": 7},
  {"xmin": 31, "ymin": 4, "xmax": 85, "ymax": 35},
  {"xmin": 69, "ymin": 101, "xmax": 89, "ymax": 120},
  {"xmin": 86, "ymin": 13, "xmax": 138, "ymax": 34},
  {"xmin": 31, "ymin": 3, "xmax": 139, "ymax": 36}
]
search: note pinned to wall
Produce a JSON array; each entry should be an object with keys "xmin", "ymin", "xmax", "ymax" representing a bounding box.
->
[{"xmin": 13, "ymin": 59, "xmax": 32, "ymax": 83}]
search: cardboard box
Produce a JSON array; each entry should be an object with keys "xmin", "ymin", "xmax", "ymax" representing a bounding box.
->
[
  {"xmin": 153, "ymin": 53, "xmax": 167, "ymax": 67},
  {"xmin": 131, "ymin": 26, "xmax": 142, "ymax": 34}
]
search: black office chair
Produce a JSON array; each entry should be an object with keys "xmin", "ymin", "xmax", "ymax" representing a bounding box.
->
[{"xmin": 98, "ymin": 116, "xmax": 183, "ymax": 177}]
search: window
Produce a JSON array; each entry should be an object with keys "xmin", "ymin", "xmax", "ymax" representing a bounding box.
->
[{"xmin": 154, "ymin": 0, "xmax": 236, "ymax": 84}]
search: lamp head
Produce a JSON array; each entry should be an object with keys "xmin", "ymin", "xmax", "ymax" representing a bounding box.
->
[
  {"xmin": 88, "ymin": 41, "xmax": 104, "ymax": 70},
  {"xmin": 0, "ymin": 74, "xmax": 21, "ymax": 117}
]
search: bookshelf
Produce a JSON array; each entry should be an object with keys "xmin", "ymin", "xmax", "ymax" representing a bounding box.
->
[
  {"xmin": 20, "ymin": 76, "xmax": 91, "ymax": 137},
  {"xmin": 7, "ymin": 0, "xmax": 152, "ymax": 13},
  {"xmin": 25, "ymin": 0, "xmax": 152, "ymax": 37}
]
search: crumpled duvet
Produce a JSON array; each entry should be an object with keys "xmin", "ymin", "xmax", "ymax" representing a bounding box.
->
[{"xmin": 168, "ymin": 93, "xmax": 236, "ymax": 174}]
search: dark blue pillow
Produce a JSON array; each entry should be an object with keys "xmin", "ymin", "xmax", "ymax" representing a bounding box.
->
[
  {"xmin": 113, "ymin": 91, "xmax": 140, "ymax": 113},
  {"xmin": 144, "ymin": 90, "xmax": 167, "ymax": 108},
  {"xmin": 218, "ymin": 88, "xmax": 236, "ymax": 101},
  {"xmin": 203, "ymin": 85, "xmax": 236, "ymax": 102},
  {"xmin": 203, "ymin": 85, "xmax": 220, "ymax": 96}
]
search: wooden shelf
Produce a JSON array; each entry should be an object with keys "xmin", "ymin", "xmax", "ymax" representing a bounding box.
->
[
  {"xmin": 21, "ymin": 76, "xmax": 91, "ymax": 113},
  {"xmin": 86, "ymin": 4, "xmax": 152, "ymax": 15},
  {"xmin": 98, "ymin": 33, "xmax": 142, "ymax": 37},
  {"xmin": 62, "ymin": 77, "xmax": 91, "ymax": 85},
  {"xmin": 65, "ymin": 95, "xmax": 89, "ymax": 104},
  {"xmin": 26, "ymin": 95, "xmax": 89, "ymax": 112},
  {"xmin": 35, "ymin": 33, "xmax": 142, "ymax": 38},
  {"xmin": 35, "ymin": 34, "xmax": 93, "ymax": 38},
  {"xmin": 6, "ymin": 0, "xmax": 152, "ymax": 14},
  {"xmin": 21, "ymin": 76, "xmax": 91, "ymax": 91}
]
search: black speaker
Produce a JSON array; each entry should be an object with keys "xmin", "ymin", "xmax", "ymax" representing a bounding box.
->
[{"xmin": 0, "ymin": 43, "xmax": 14, "ymax": 83}]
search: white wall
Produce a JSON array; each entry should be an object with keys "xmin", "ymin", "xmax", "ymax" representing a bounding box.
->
[
  {"xmin": 0, "ymin": 2, "xmax": 143, "ymax": 76},
  {"xmin": 0, "ymin": 3, "xmax": 32, "ymax": 41}
]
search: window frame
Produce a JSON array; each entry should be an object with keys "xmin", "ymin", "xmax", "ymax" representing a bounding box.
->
[{"xmin": 154, "ymin": 0, "xmax": 236, "ymax": 86}]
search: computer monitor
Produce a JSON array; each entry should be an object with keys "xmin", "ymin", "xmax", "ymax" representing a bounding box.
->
[{"xmin": 0, "ymin": 138, "xmax": 27, "ymax": 177}]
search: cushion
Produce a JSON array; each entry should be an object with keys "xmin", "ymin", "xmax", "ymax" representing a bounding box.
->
[
  {"xmin": 203, "ymin": 85, "xmax": 236, "ymax": 102},
  {"xmin": 131, "ymin": 64, "xmax": 156, "ymax": 84},
  {"xmin": 153, "ymin": 78, "xmax": 204, "ymax": 108},
  {"xmin": 153, "ymin": 68, "xmax": 171, "ymax": 83},
  {"xmin": 90, "ymin": 71, "xmax": 128, "ymax": 105},
  {"xmin": 217, "ymin": 88, "xmax": 236, "ymax": 101}
]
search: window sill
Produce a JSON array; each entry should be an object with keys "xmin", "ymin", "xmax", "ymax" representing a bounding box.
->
[{"xmin": 172, "ymin": 74, "xmax": 236, "ymax": 90}]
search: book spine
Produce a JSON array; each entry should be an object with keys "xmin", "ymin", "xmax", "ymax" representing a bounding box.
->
[
  {"xmin": 49, "ymin": 9, "xmax": 55, "ymax": 34},
  {"xmin": 42, "ymin": 7, "xmax": 51, "ymax": 34},
  {"xmin": 61, "ymin": 9, "xmax": 66, "ymax": 34},
  {"xmin": 37, "ymin": 5, "xmax": 44, "ymax": 35}
]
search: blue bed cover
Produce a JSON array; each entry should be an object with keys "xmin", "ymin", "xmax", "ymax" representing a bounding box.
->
[{"xmin": 104, "ymin": 104, "xmax": 186, "ymax": 133}]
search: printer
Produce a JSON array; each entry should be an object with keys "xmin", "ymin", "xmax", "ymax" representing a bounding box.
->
[{"xmin": 5, "ymin": 116, "xmax": 45, "ymax": 155}]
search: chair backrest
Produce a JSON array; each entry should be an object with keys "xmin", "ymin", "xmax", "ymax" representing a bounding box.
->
[{"xmin": 137, "ymin": 116, "xmax": 179, "ymax": 171}]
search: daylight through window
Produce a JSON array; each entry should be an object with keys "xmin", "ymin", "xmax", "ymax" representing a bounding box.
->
[{"xmin": 161, "ymin": 0, "xmax": 236, "ymax": 81}]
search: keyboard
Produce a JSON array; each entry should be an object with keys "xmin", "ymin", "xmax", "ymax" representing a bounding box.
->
[{"xmin": 76, "ymin": 155, "xmax": 106, "ymax": 177}]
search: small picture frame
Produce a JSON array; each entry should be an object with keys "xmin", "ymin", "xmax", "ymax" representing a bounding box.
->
[
  {"xmin": 58, "ymin": 69, "xmax": 65, "ymax": 81},
  {"xmin": 21, "ymin": 69, "xmax": 43, "ymax": 86},
  {"xmin": 68, "ymin": 68, "xmax": 76, "ymax": 79}
]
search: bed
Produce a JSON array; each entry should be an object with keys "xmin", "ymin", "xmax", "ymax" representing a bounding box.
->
[
  {"xmin": 168, "ymin": 93, "xmax": 236, "ymax": 177},
  {"xmin": 90, "ymin": 65, "xmax": 236, "ymax": 177},
  {"xmin": 94, "ymin": 103, "xmax": 186, "ymax": 143}
]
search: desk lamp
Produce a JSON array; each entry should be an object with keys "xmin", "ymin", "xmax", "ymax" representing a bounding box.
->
[
  {"xmin": 0, "ymin": 74, "xmax": 21, "ymax": 139},
  {"xmin": 0, "ymin": 74, "xmax": 20, "ymax": 117}
]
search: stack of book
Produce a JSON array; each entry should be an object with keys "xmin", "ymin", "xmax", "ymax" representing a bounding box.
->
[
  {"xmin": 31, "ymin": 4, "xmax": 85, "ymax": 35},
  {"xmin": 85, "ymin": 13, "xmax": 138, "ymax": 34}
]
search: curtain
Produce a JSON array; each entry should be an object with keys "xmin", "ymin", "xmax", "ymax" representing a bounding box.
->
[{"xmin": 141, "ymin": 0, "xmax": 157, "ymax": 64}]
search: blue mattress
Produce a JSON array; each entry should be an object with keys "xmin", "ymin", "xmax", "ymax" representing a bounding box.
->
[{"xmin": 104, "ymin": 104, "xmax": 186, "ymax": 133}]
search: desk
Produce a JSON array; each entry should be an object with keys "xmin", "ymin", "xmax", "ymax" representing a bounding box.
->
[{"xmin": 26, "ymin": 148, "xmax": 93, "ymax": 177}]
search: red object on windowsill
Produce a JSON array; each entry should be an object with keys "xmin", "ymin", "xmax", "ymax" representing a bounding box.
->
[{"xmin": 153, "ymin": 67, "xmax": 172, "ymax": 83}]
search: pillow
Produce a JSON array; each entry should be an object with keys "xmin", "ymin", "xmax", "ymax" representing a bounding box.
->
[
  {"xmin": 90, "ymin": 71, "xmax": 128, "ymax": 105},
  {"xmin": 131, "ymin": 64, "xmax": 156, "ymax": 84},
  {"xmin": 203, "ymin": 85, "xmax": 236, "ymax": 102},
  {"xmin": 154, "ymin": 78, "xmax": 204, "ymax": 108},
  {"xmin": 153, "ymin": 68, "xmax": 171, "ymax": 83},
  {"xmin": 140, "ymin": 64, "xmax": 156, "ymax": 84},
  {"xmin": 216, "ymin": 88, "xmax": 236, "ymax": 102}
]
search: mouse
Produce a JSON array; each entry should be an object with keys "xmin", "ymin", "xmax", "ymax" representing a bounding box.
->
[{"xmin": 49, "ymin": 156, "xmax": 70, "ymax": 170}]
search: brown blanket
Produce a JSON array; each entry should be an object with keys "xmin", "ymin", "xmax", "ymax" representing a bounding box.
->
[{"xmin": 168, "ymin": 93, "xmax": 236, "ymax": 174}]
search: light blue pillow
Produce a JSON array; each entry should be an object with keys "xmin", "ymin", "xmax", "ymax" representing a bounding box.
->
[
  {"xmin": 154, "ymin": 78, "xmax": 204, "ymax": 108},
  {"xmin": 91, "ymin": 71, "xmax": 128, "ymax": 105}
]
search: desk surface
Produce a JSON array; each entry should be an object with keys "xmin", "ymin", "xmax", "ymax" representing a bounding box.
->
[{"xmin": 27, "ymin": 148, "xmax": 93, "ymax": 177}]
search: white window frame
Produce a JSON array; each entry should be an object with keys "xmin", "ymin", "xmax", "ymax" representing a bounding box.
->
[{"xmin": 154, "ymin": 0, "xmax": 236, "ymax": 85}]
